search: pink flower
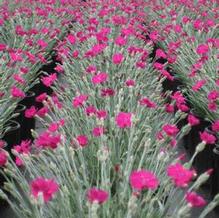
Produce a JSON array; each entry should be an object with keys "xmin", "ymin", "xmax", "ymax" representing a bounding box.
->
[
  {"xmin": 92, "ymin": 72, "xmax": 108, "ymax": 85},
  {"xmin": 0, "ymin": 150, "xmax": 7, "ymax": 166},
  {"xmin": 25, "ymin": 106, "xmax": 37, "ymax": 118},
  {"xmin": 193, "ymin": 19, "xmax": 202, "ymax": 30},
  {"xmin": 36, "ymin": 106, "xmax": 48, "ymax": 117},
  {"xmin": 165, "ymin": 104, "xmax": 175, "ymax": 113},
  {"xmin": 149, "ymin": 31, "xmax": 159, "ymax": 41},
  {"xmin": 72, "ymin": 94, "xmax": 88, "ymax": 108},
  {"xmin": 160, "ymin": 69, "xmax": 174, "ymax": 81},
  {"xmin": 115, "ymin": 112, "xmax": 132, "ymax": 128},
  {"xmin": 85, "ymin": 44, "xmax": 107, "ymax": 57},
  {"xmin": 192, "ymin": 80, "xmax": 206, "ymax": 92},
  {"xmin": 54, "ymin": 65, "xmax": 64, "ymax": 73},
  {"xmin": 35, "ymin": 131, "xmax": 61, "ymax": 149},
  {"xmin": 115, "ymin": 36, "xmax": 127, "ymax": 46},
  {"xmin": 139, "ymin": 97, "xmax": 156, "ymax": 108},
  {"xmin": 167, "ymin": 163, "xmax": 195, "ymax": 187},
  {"xmin": 177, "ymin": 104, "xmax": 190, "ymax": 112},
  {"xmin": 208, "ymin": 90, "xmax": 219, "ymax": 101},
  {"xmin": 85, "ymin": 105, "xmax": 96, "ymax": 116},
  {"xmin": 11, "ymin": 86, "xmax": 25, "ymax": 98},
  {"xmin": 10, "ymin": 52, "xmax": 23, "ymax": 62},
  {"xmin": 87, "ymin": 188, "xmax": 108, "ymax": 204},
  {"xmin": 86, "ymin": 65, "xmax": 96, "ymax": 74},
  {"xmin": 35, "ymin": 93, "xmax": 47, "ymax": 102},
  {"xmin": 125, "ymin": 79, "xmax": 135, "ymax": 87},
  {"xmin": 0, "ymin": 140, "xmax": 6, "ymax": 148},
  {"xmin": 13, "ymin": 74, "xmax": 25, "ymax": 85},
  {"xmin": 67, "ymin": 34, "xmax": 76, "ymax": 44},
  {"xmin": 212, "ymin": 120, "xmax": 219, "ymax": 132},
  {"xmin": 101, "ymin": 88, "xmax": 115, "ymax": 97},
  {"xmin": 208, "ymin": 102, "xmax": 217, "ymax": 111},
  {"xmin": 154, "ymin": 62, "xmax": 164, "ymax": 70},
  {"xmin": 31, "ymin": 177, "xmax": 59, "ymax": 202},
  {"xmin": 41, "ymin": 73, "xmax": 57, "ymax": 87},
  {"xmin": 112, "ymin": 53, "xmax": 124, "ymax": 65},
  {"xmin": 0, "ymin": 43, "xmax": 6, "ymax": 51},
  {"xmin": 162, "ymin": 124, "xmax": 179, "ymax": 137},
  {"xmin": 171, "ymin": 91, "xmax": 185, "ymax": 104},
  {"xmin": 72, "ymin": 50, "xmax": 79, "ymax": 58},
  {"xmin": 188, "ymin": 114, "xmax": 200, "ymax": 126},
  {"xmin": 92, "ymin": 126, "xmax": 105, "ymax": 137},
  {"xmin": 155, "ymin": 49, "xmax": 166, "ymax": 59},
  {"xmin": 76, "ymin": 135, "xmax": 88, "ymax": 147},
  {"xmin": 200, "ymin": 131, "xmax": 216, "ymax": 144},
  {"xmin": 186, "ymin": 192, "xmax": 206, "ymax": 207},
  {"xmin": 37, "ymin": 39, "xmax": 48, "ymax": 49},
  {"xmin": 96, "ymin": 110, "xmax": 107, "ymax": 120},
  {"xmin": 196, "ymin": 44, "xmax": 209, "ymax": 55},
  {"xmin": 14, "ymin": 140, "xmax": 31, "ymax": 166},
  {"xmin": 130, "ymin": 170, "xmax": 159, "ymax": 191},
  {"xmin": 48, "ymin": 122, "xmax": 59, "ymax": 132}
]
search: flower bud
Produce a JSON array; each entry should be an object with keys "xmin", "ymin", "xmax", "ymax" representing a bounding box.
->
[{"xmin": 196, "ymin": 141, "xmax": 206, "ymax": 153}]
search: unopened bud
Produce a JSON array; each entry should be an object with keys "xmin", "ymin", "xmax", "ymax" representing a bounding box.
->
[{"xmin": 196, "ymin": 141, "xmax": 206, "ymax": 153}]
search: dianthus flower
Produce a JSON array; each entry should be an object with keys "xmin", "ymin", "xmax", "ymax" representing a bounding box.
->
[
  {"xmin": 31, "ymin": 177, "xmax": 59, "ymax": 202},
  {"xmin": 167, "ymin": 163, "xmax": 195, "ymax": 187},
  {"xmin": 87, "ymin": 188, "xmax": 108, "ymax": 204},
  {"xmin": 130, "ymin": 170, "xmax": 159, "ymax": 190}
]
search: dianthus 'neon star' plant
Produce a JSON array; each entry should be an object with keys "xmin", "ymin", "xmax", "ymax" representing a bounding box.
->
[{"xmin": 0, "ymin": 0, "xmax": 81, "ymax": 137}]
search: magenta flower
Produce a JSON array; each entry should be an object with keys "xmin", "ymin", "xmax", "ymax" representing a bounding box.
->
[
  {"xmin": 36, "ymin": 106, "xmax": 49, "ymax": 117},
  {"xmin": 112, "ymin": 53, "xmax": 124, "ymax": 65},
  {"xmin": 0, "ymin": 150, "xmax": 7, "ymax": 167},
  {"xmin": 115, "ymin": 36, "xmax": 127, "ymax": 46},
  {"xmin": 72, "ymin": 94, "xmax": 88, "ymax": 108},
  {"xmin": 86, "ymin": 65, "xmax": 96, "ymax": 74},
  {"xmin": 41, "ymin": 73, "xmax": 57, "ymax": 87},
  {"xmin": 76, "ymin": 135, "xmax": 88, "ymax": 147},
  {"xmin": 31, "ymin": 177, "xmax": 59, "ymax": 203},
  {"xmin": 67, "ymin": 34, "xmax": 76, "ymax": 45},
  {"xmin": 125, "ymin": 79, "xmax": 135, "ymax": 87},
  {"xmin": 101, "ymin": 88, "xmax": 115, "ymax": 97},
  {"xmin": 11, "ymin": 86, "xmax": 25, "ymax": 98},
  {"xmin": 115, "ymin": 112, "xmax": 132, "ymax": 128},
  {"xmin": 167, "ymin": 163, "xmax": 195, "ymax": 187},
  {"xmin": 165, "ymin": 104, "xmax": 175, "ymax": 113},
  {"xmin": 162, "ymin": 124, "xmax": 179, "ymax": 137},
  {"xmin": 14, "ymin": 140, "xmax": 31, "ymax": 166},
  {"xmin": 155, "ymin": 49, "xmax": 166, "ymax": 59},
  {"xmin": 186, "ymin": 192, "xmax": 206, "ymax": 207},
  {"xmin": 92, "ymin": 72, "xmax": 108, "ymax": 85},
  {"xmin": 92, "ymin": 126, "xmax": 105, "ymax": 137},
  {"xmin": 139, "ymin": 97, "xmax": 156, "ymax": 108},
  {"xmin": 200, "ymin": 131, "xmax": 216, "ymax": 144},
  {"xmin": 25, "ymin": 106, "xmax": 37, "ymax": 118},
  {"xmin": 96, "ymin": 110, "xmax": 107, "ymax": 120},
  {"xmin": 35, "ymin": 131, "xmax": 61, "ymax": 149},
  {"xmin": 35, "ymin": 93, "xmax": 47, "ymax": 102},
  {"xmin": 87, "ymin": 187, "xmax": 108, "ymax": 204},
  {"xmin": 130, "ymin": 170, "xmax": 159, "ymax": 191},
  {"xmin": 192, "ymin": 80, "xmax": 206, "ymax": 92},
  {"xmin": 212, "ymin": 120, "xmax": 219, "ymax": 132},
  {"xmin": 37, "ymin": 39, "xmax": 48, "ymax": 49},
  {"xmin": 196, "ymin": 44, "xmax": 209, "ymax": 55},
  {"xmin": 85, "ymin": 105, "xmax": 96, "ymax": 116},
  {"xmin": 188, "ymin": 114, "xmax": 200, "ymax": 126},
  {"xmin": 208, "ymin": 90, "xmax": 219, "ymax": 101}
]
